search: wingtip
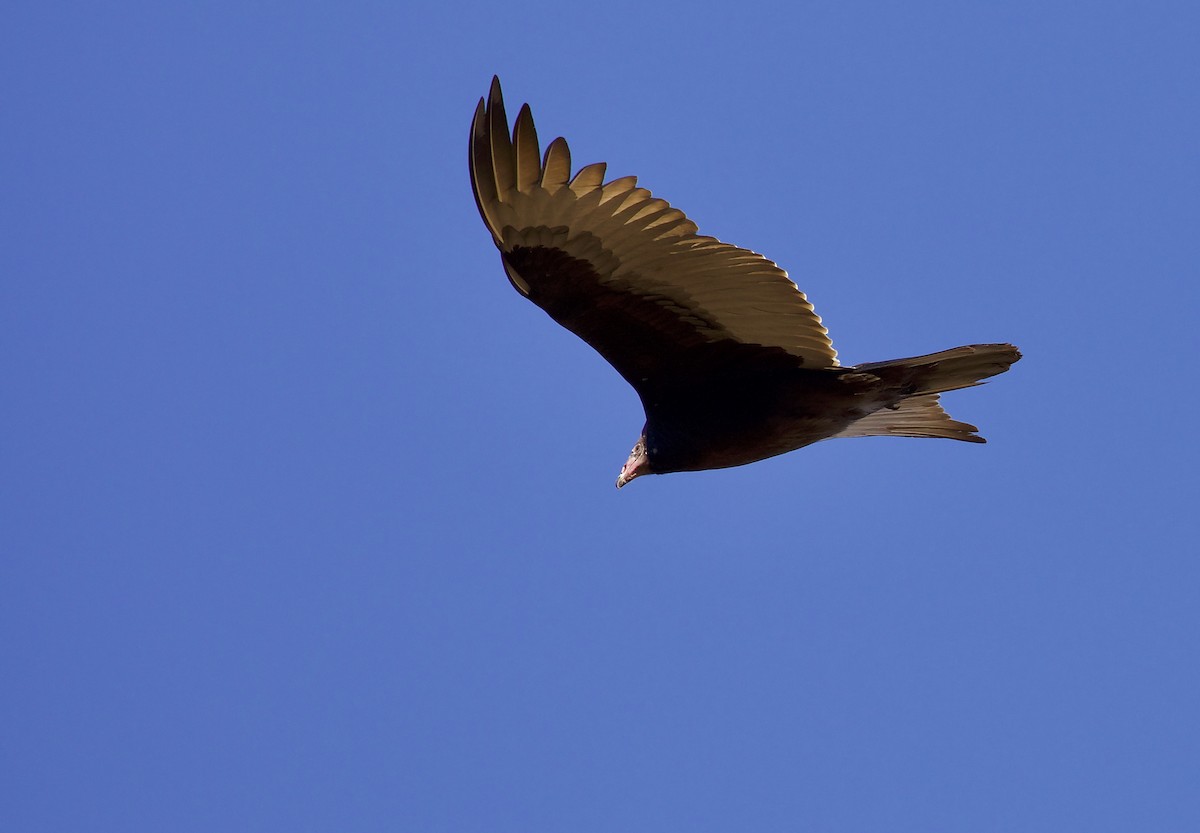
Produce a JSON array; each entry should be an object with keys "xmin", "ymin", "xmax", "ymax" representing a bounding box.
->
[
  {"xmin": 540, "ymin": 135, "xmax": 572, "ymax": 191},
  {"xmin": 513, "ymin": 102, "xmax": 541, "ymax": 193}
]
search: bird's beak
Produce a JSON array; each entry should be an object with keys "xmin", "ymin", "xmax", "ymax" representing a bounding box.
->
[
  {"xmin": 616, "ymin": 437, "xmax": 648, "ymax": 489},
  {"xmin": 615, "ymin": 456, "xmax": 642, "ymax": 489},
  {"xmin": 617, "ymin": 463, "xmax": 637, "ymax": 488}
]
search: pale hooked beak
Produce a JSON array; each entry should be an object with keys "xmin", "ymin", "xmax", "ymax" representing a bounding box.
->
[
  {"xmin": 616, "ymin": 457, "xmax": 636, "ymax": 488},
  {"xmin": 616, "ymin": 440, "xmax": 648, "ymax": 489}
]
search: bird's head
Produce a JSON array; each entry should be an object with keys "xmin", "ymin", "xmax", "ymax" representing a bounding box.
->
[{"xmin": 615, "ymin": 435, "xmax": 651, "ymax": 489}]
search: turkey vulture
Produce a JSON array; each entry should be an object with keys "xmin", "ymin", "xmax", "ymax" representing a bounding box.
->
[{"xmin": 469, "ymin": 77, "xmax": 1020, "ymax": 488}]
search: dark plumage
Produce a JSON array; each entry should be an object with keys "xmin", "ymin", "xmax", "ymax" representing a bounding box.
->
[{"xmin": 469, "ymin": 77, "xmax": 1021, "ymax": 488}]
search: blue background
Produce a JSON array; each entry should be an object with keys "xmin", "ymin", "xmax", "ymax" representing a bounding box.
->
[{"xmin": 4, "ymin": 2, "xmax": 1198, "ymax": 830}]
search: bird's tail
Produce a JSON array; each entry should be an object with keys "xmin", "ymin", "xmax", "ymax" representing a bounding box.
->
[
  {"xmin": 834, "ymin": 344, "xmax": 1021, "ymax": 443},
  {"xmin": 855, "ymin": 343, "xmax": 1021, "ymax": 395},
  {"xmin": 831, "ymin": 393, "xmax": 986, "ymax": 443}
]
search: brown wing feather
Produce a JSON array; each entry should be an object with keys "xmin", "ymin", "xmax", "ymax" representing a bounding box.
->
[
  {"xmin": 501, "ymin": 242, "xmax": 800, "ymax": 391},
  {"xmin": 469, "ymin": 77, "xmax": 839, "ymax": 391}
]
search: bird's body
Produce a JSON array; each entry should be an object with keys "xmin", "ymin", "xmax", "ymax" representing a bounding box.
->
[{"xmin": 469, "ymin": 78, "xmax": 1020, "ymax": 488}]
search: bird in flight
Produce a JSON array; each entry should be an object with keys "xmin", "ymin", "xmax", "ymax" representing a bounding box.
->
[{"xmin": 469, "ymin": 77, "xmax": 1020, "ymax": 489}]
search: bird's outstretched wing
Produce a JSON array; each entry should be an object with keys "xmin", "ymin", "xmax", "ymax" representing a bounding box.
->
[{"xmin": 469, "ymin": 77, "xmax": 837, "ymax": 393}]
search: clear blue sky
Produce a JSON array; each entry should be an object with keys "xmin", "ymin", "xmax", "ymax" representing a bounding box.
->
[{"xmin": 4, "ymin": 2, "xmax": 1199, "ymax": 831}]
